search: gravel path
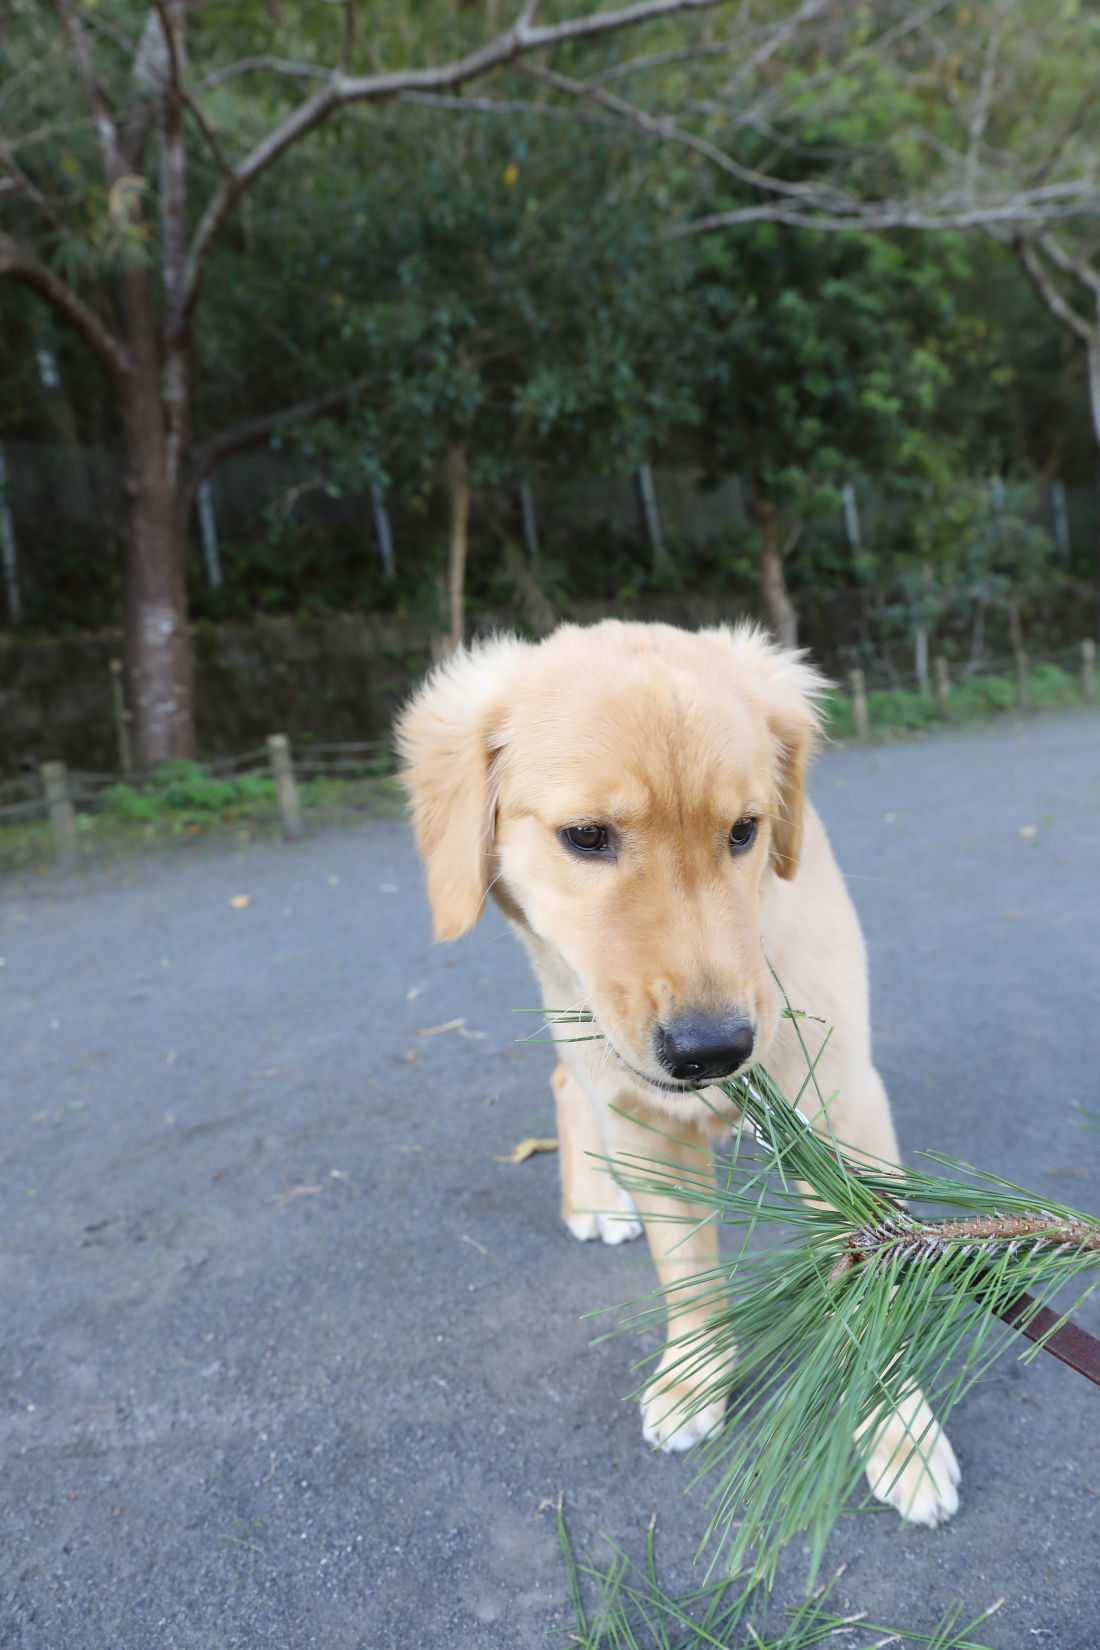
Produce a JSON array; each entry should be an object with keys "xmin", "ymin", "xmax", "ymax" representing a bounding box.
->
[{"xmin": 2, "ymin": 707, "xmax": 1098, "ymax": 1649}]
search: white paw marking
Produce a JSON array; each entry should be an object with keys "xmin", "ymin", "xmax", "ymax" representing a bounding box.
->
[
  {"xmin": 565, "ymin": 1185, "xmax": 642, "ymax": 1245},
  {"xmin": 862, "ymin": 1395, "xmax": 961, "ymax": 1527},
  {"xmin": 640, "ymin": 1386, "xmax": 727, "ymax": 1452}
]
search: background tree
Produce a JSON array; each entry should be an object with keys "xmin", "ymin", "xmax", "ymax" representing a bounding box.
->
[{"xmin": 0, "ymin": 0, "xmax": 731, "ymax": 766}]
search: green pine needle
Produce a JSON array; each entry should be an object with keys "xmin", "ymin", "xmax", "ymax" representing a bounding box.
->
[
  {"xmin": 609, "ymin": 1061, "xmax": 1099, "ymax": 1585},
  {"xmin": 545, "ymin": 1003, "xmax": 1099, "ymax": 1588},
  {"xmin": 557, "ymin": 1506, "xmax": 1005, "ymax": 1650}
]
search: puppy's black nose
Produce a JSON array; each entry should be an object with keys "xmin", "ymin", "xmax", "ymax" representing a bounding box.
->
[{"xmin": 654, "ymin": 1012, "xmax": 755, "ymax": 1083}]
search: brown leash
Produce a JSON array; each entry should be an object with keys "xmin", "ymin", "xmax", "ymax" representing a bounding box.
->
[{"xmin": 998, "ymin": 1292, "xmax": 1100, "ymax": 1387}]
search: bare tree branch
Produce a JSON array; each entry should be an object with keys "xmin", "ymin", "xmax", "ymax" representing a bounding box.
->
[
  {"xmin": 180, "ymin": 0, "xmax": 730, "ymax": 323},
  {"xmin": 1015, "ymin": 238, "xmax": 1094, "ymax": 344},
  {"xmin": 339, "ymin": 0, "xmax": 357, "ymax": 75},
  {"xmin": 593, "ymin": 37, "xmax": 739, "ymax": 85},
  {"xmin": 0, "ymin": 231, "xmax": 128, "ymax": 380},
  {"xmin": 193, "ymin": 57, "xmax": 331, "ymax": 94},
  {"xmin": 676, "ymin": 190, "xmax": 1100, "ymax": 238},
  {"xmin": 1036, "ymin": 232, "xmax": 1100, "ymax": 303},
  {"xmin": 0, "ymin": 154, "xmax": 66, "ymax": 235},
  {"xmin": 147, "ymin": 0, "xmax": 232, "ymax": 180},
  {"xmin": 54, "ymin": 0, "xmax": 123, "ymax": 182},
  {"xmin": 184, "ymin": 376, "xmax": 373, "ymax": 508},
  {"xmin": 397, "ymin": 89, "xmax": 612, "ymax": 126},
  {"xmin": 521, "ymin": 59, "xmax": 849, "ymax": 210},
  {"xmin": 718, "ymin": 0, "xmax": 833, "ymax": 103}
]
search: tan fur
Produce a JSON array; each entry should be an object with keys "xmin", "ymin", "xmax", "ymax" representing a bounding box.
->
[{"xmin": 396, "ymin": 620, "xmax": 960, "ymax": 1526}]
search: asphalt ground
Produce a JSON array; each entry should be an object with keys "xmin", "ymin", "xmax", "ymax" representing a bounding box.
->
[{"xmin": 2, "ymin": 705, "xmax": 1099, "ymax": 1650}]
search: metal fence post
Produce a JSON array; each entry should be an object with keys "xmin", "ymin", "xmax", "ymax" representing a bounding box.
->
[
  {"xmin": 934, "ymin": 656, "xmax": 952, "ymax": 720},
  {"xmin": 848, "ymin": 668, "xmax": 869, "ymax": 740},
  {"xmin": 40, "ymin": 760, "xmax": 79, "ymax": 872},
  {"xmin": 267, "ymin": 734, "xmax": 303, "ymax": 840},
  {"xmin": 109, "ymin": 658, "xmax": 133, "ymax": 774},
  {"xmin": 1082, "ymin": 638, "xmax": 1096, "ymax": 702}
]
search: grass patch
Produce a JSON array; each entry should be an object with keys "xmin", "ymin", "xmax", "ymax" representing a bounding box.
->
[
  {"xmin": 0, "ymin": 760, "xmax": 404, "ymax": 879},
  {"xmin": 823, "ymin": 663, "xmax": 1089, "ymax": 742}
]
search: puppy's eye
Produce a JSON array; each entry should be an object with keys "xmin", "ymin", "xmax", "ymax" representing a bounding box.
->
[
  {"xmin": 729, "ymin": 817, "xmax": 758, "ymax": 853},
  {"xmin": 562, "ymin": 824, "xmax": 611, "ymax": 855}
]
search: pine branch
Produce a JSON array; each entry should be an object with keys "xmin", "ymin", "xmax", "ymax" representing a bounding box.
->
[{"xmin": 558, "ymin": 1005, "xmax": 1100, "ymax": 1587}]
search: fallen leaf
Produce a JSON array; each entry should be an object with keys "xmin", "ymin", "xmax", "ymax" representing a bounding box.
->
[
  {"xmin": 1018, "ymin": 824, "xmax": 1039, "ymax": 839},
  {"xmin": 229, "ymin": 894, "xmax": 252, "ymax": 908},
  {"xmin": 494, "ymin": 1137, "xmax": 559, "ymax": 1164}
]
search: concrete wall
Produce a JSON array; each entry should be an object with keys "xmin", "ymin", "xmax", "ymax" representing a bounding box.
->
[{"xmin": 0, "ymin": 597, "xmax": 752, "ymax": 775}]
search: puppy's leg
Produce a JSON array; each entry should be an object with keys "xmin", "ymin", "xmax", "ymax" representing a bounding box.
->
[
  {"xmin": 770, "ymin": 1038, "xmax": 960, "ymax": 1526},
  {"xmin": 551, "ymin": 1061, "xmax": 642, "ymax": 1245},
  {"xmin": 604, "ymin": 1106, "xmax": 733, "ymax": 1452}
]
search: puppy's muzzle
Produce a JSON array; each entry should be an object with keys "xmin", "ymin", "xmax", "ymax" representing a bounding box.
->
[{"xmin": 654, "ymin": 1011, "xmax": 755, "ymax": 1084}]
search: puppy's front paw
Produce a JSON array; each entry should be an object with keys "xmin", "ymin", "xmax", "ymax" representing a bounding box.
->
[
  {"xmin": 640, "ymin": 1342, "xmax": 733, "ymax": 1453},
  {"xmin": 860, "ymin": 1389, "xmax": 960, "ymax": 1527},
  {"xmin": 564, "ymin": 1182, "xmax": 643, "ymax": 1245}
]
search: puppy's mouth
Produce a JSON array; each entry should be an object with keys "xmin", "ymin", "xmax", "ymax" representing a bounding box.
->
[{"xmin": 602, "ymin": 1036, "xmax": 708, "ymax": 1096}]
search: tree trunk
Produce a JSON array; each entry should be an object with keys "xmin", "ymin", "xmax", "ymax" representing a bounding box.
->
[
  {"xmin": 753, "ymin": 479, "xmax": 798, "ymax": 650},
  {"xmin": 446, "ymin": 441, "xmax": 470, "ymax": 652},
  {"xmin": 120, "ymin": 424, "xmax": 194, "ymax": 769},
  {"xmin": 119, "ymin": 268, "xmax": 195, "ymax": 769}
]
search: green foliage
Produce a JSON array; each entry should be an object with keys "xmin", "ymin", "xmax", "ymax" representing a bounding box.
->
[
  {"xmin": 101, "ymin": 762, "xmax": 275, "ymax": 820},
  {"xmin": 822, "ymin": 664, "xmax": 1087, "ymax": 742}
]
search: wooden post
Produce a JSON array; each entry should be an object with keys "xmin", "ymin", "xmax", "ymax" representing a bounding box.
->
[
  {"xmin": 848, "ymin": 668, "xmax": 869, "ymax": 740},
  {"xmin": 1008, "ymin": 595, "xmax": 1029, "ymax": 711},
  {"xmin": 1014, "ymin": 651, "xmax": 1031, "ymax": 712},
  {"xmin": 1082, "ymin": 638, "xmax": 1096, "ymax": 702},
  {"xmin": 267, "ymin": 734, "xmax": 303, "ymax": 840},
  {"xmin": 40, "ymin": 760, "xmax": 79, "ymax": 872},
  {"xmin": 934, "ymin": 656, "xmax": 952, "ymax": 720},
  {"xmin": 109, "ymin": 658, "xmax": 133, "ymax": 774},
  {"xmin": 914, "ymin": 625, "xmax": 930, "ymax": 696}
]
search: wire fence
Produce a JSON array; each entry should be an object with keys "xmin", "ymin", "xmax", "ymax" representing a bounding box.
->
[{"xmin": 2, "ymin": 638, "xmax": 1095, "ymax": 869}]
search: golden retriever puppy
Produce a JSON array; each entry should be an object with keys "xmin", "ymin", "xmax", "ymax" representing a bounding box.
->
[{"xmin": 396, "ymin": 620, "xmax": 959, "ymax": 1527}]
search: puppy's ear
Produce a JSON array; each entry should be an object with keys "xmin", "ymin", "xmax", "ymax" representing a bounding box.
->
[
  {"xmin": 395, "ymin": 637, "xmax": 527, "ymax": 940},
  {"xmin": 766, "ymin": 647, "xmax": 828, "ymax": 881},
  {"xmin": 702, "ymin": 623, "xmax": 828, "ymax": 882},
  {"xmin": 768, "ymin": 710, "xmax": 816, "ymax": 881}
]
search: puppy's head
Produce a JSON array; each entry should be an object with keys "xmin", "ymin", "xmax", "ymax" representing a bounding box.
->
[{"xmin": 396, "ymin": 621, "xmax": 826, "ymax": 1095}]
